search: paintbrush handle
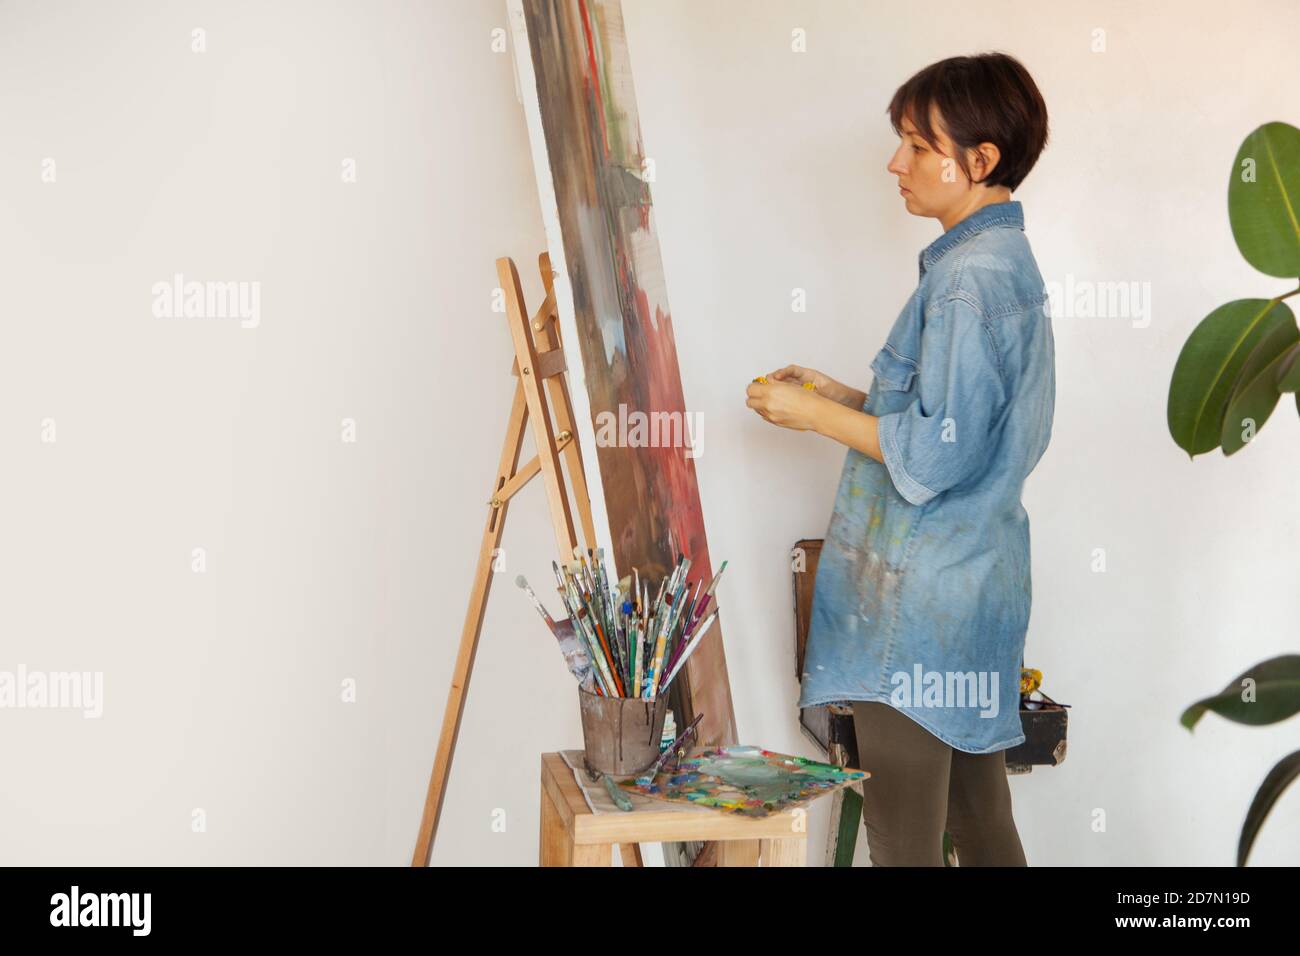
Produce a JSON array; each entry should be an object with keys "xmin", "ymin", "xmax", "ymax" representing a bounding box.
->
[
  {"xmin": 658, "ymin": 610, "xmax": 718, "ymax": 695},
  {"xmin": 636, "ymin": 712, "xmax": 703, "ymax": 786}
]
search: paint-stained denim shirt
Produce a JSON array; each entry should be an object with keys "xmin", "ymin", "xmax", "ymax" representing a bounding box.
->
[{"xmin": 798, "ymin": 201, "xmax": 1055, "ymax": 754}]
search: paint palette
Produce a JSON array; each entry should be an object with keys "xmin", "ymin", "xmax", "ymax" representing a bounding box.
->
[{"xmin": 620, "ymin": 745, "xmax": 867, "ymax": 817}]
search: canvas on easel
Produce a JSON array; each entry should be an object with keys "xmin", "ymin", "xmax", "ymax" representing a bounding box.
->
[{"xmin": 507, "ymin": 0, "xmax": 738, "ymax": 757}]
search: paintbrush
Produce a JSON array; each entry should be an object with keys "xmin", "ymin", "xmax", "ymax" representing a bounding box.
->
[
  {"xmin": 684, "ymin": 595, "xmax": 719, "ymax": 642},
  {"xmin": 664, "ymin": 570, "xmax": 718, "ymax": 673},
  {"xmin": 516, "ymin": 574, "xmax": 599, "ymax": 691},
  {"xmin": 657, "ymin": 609, "xmax": 719, "ymax": 696},
  {"xmin": 668, "ymin": 579, "xmax": 703, "ymax": 670},
  {"xmin": 582, "ymin": 594, "xmax": 624, "ymax": 696},
  {"xmin": 574, "ymin": 556, "xmax": 608, "ymax": 676},
  {"xmin": 617, "ymin": 577, "xmax": 638, "ymax": 691},
  {"xmin": 575, "ymin": 547, "xmax": 596, "ymax": 601},
  {"xmin": 592, "ymin": 549, "xmax": 627, "ymax": 685},
  {"xmin": 687, "ymin": 559, "xmax": 728, "ymax": 626},
  {"xmin": 635, "ymin": 712, "xmax": 704, "ymax": 787},
  {"xmin": 564, "ymin": 599, "xmax": 611, "ymax": 696},
  {"xmin": 665, "ymin": 580, "xmax": 707, "ymax": 686},
  {"xmin": 603, "ymin": 773, "xmax": 634, "ymax": 811},
  {"xmin": 515, "ymin": 574, "xmax": 561, "ymax": 637},
  {"xmin": 679, "ymin": 579, "xmax": 703, "ymax": 638},
  {"xmin": 652, "ymin": 557, "xmax": 695, "ymax": 684},
  {"xmin": 633, "ymin": 579, "xmax": 647, "ymax": 695},
  {"xmin": 556, "ymin": 571, "xmax": 615, "ymax": 696},
  {"xmin": 647, "ymin": 560, "xmax": 691, "ymax": 695},
  {"xmin": 572, "ymin": 556, "xmax": 626, "ymax": 696}
]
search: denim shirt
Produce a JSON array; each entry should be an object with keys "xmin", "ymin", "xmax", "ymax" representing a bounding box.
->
[{"xmin": 798, "ymin": 201, "xmax": 1055, "ymax": 754}]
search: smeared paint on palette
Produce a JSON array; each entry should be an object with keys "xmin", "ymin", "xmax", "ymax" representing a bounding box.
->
[
  {"xmin": 621, "ymin": 745, "xmax": 867, "ymax": 817},
  {"xmin": 509, "ymin": 0, "xmax": 737, "ymax": 748}
]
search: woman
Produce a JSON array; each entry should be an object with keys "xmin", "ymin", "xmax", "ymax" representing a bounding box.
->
[{"xmin": 746, "ymin": 52, "xmax": 1054, "ymax": 866}]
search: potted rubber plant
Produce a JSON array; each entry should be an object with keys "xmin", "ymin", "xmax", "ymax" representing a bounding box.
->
[{"xmin": 1167, "ymin": 120, "xmax": 1300, "ymax": 865}]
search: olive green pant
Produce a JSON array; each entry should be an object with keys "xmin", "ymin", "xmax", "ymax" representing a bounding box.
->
[{"xmin": 851, "ymin": 700, "xmax": 1027, "ymax": 866}]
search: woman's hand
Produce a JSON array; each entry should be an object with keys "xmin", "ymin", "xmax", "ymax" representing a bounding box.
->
[
  {"xmin": 747, "ymin": 366, "xmax": 882, "ymax": 460},
  {"xmin": 763, "ymin": 365, "xmax": 865, "ymax": 409},
  {"xmin": 746, "ymin": 377, "xmax": 825, "ymax": 431},
  {"xmin": 767, "ymin": 364, "xmax": 829, "ymax": 390}
]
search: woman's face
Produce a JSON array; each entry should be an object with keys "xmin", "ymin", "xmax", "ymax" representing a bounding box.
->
[{"xmin": 887, "ymin": 107, "xmax": 973, "ymax": 222}]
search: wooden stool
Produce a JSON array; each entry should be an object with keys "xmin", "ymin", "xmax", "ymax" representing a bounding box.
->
[{"xmin": 539, "ymin": 752, "xmax": 808, "ymax": 867}]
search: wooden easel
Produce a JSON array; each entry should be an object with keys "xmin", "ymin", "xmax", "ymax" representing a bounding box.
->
[{"xmin": 410, "ymin": 252, "xmax": 605, "ymax": 867}]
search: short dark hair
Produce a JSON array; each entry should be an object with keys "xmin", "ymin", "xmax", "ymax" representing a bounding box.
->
[{"xmin": 887, "ymin": 52, "xmax": 1049, "ymax": 191}]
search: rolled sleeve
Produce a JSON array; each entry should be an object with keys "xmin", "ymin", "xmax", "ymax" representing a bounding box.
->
[{"xmin": 876, "ymin": 296, "xmax": 1006, "ymax": 506}]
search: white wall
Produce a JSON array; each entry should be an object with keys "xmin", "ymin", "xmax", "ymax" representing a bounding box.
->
[{"xmin": 2, "ymin": 0, "xmax": 1297, "ymax": 865}]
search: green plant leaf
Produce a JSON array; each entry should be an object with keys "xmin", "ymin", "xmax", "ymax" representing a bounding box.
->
[
  {"xmin": 1220, "ymin": 309, "xmax": 1300, "ymax": 454},
  {"xmin": 1168, "ymin": 299, "xmax": 1297, "ymax": 455},
  {"xmin": 1275, "ymin": 340, "xmax": 1300, "ymax": 391},
  {"xmin": 1181, "ymin": 654, "xmax": 1300, "ymax": 729},
  {"xmin": 1237, "ymin": 750, "xmax": 1300, "ymax": 866},
  {"xmin": 1229, "ymin": 122, "xmax": 1300, "ymax": 278}
]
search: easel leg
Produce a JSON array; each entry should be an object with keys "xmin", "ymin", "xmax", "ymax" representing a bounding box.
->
[
  {"xmin": 412, "ymin": 255, "xmax": 590, "ymax": 867},
  {"xmin": 825, "ymin": 784, "xmax": 863, "ymax": 867},
  {"xmin": 823, "ymin": 739, "xmax": 862, "ymax": 867},
  {"xmin": 411, "ymin": 381, "xmax": 530, "ymax": 867}
]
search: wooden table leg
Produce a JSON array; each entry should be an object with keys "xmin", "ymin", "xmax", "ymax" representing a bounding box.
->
[
  {"xmin": 618, "ymin": 843, "xmax": 643, "ymax": 867},
  {"xmin": 539, "ymin": 772, "xmax": 571, "ymax": 866},
  {"xmin": 759, "ymin": 837, "xmax": 807, "ymax": 867},
  {"xmin": 572, "ymin": 843, "xmax": 612, "ymax": 866},
  {"xmin": 716, "ymin": 839, "xmax": 762, "ymax": 866},
  {"xmin": 539, "ymin": 772, "xmax": 611, "ymax": 865}
]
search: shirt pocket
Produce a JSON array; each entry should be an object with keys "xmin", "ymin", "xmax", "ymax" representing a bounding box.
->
[
  {"xmin": 870, "ymin": 346, "xmax": 918, "ymax": 391},
  {"xmin": 868, "ymin": 346, "xmax": 919, "ymax": 415}
]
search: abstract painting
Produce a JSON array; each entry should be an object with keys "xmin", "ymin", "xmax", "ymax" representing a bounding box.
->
[
  {"xmin": 508, "ymin": 0, "xmax": 736, "ymax": 748},
  {"xmin": 621, "ymin": 746, "xmax": 868, "ymax": 817}
]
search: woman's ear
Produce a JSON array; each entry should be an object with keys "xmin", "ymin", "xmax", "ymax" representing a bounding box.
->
[{"xmin": 968, "ymin": 142, "xmax": 1002, "ymax": 185}]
